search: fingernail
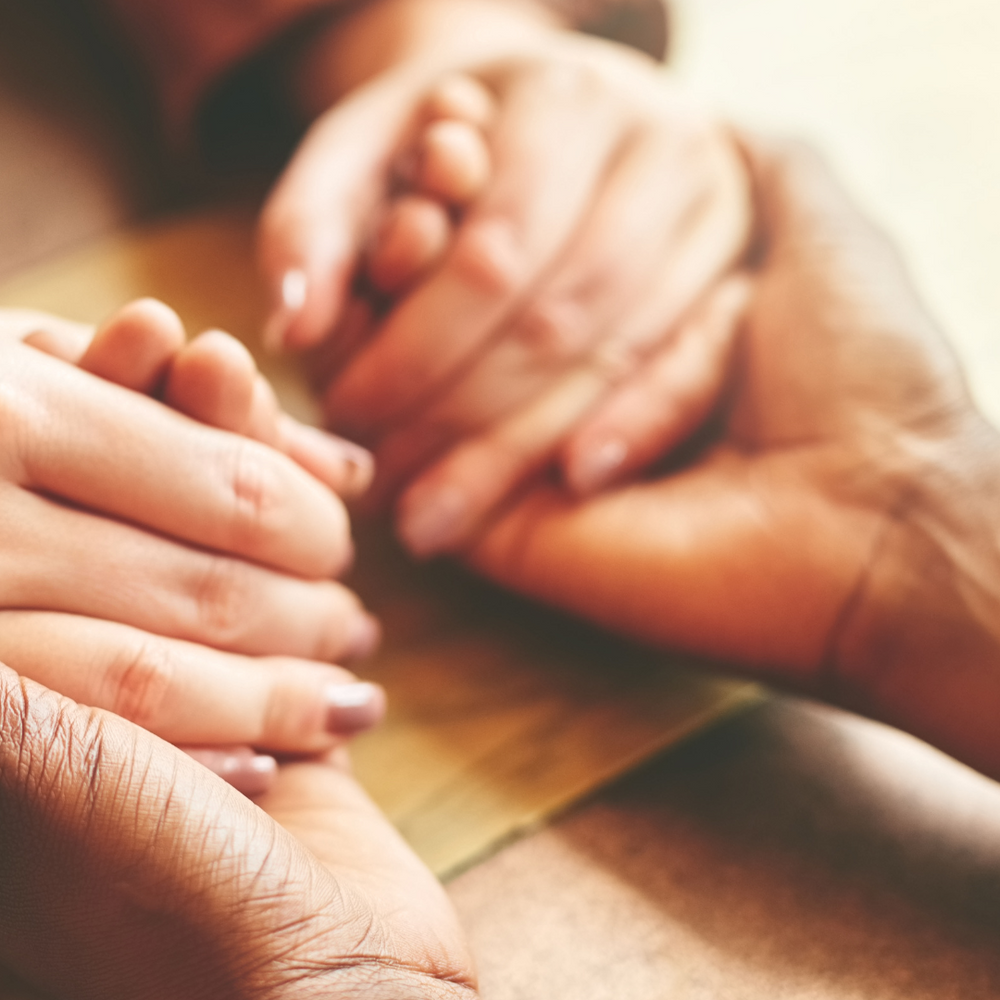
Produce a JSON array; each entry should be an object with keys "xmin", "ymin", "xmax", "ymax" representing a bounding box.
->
[
  {"xmin": 397, "ymin": 484, "xmax": 469, "ymax": 558},
  {"xmin": 325, "ymin": 681, "xmax": 387, "ymax": 736},
  {"xmin": 344, "ymin": 613, "xmax": 382, "ymax": 662},
  {"xmin": 286, "ymin": 424, "xmax": 375, "ymax": 498},
  {"xmin": 188, "ymin": 747, "xmax": 277, "ymax": 797},
  {"xmin": 335, "ymin": 440, "xmax": 375, "ymax": 498},
  {"xmin": 264, "ymin": 269, "xmax": 309, "ymax": 352},
  {"xmin": 569, "ymin": 435, "xmax": 628, "ymax": 496}
]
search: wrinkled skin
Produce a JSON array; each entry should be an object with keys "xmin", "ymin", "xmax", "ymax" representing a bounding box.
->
[{"xmin": 0, "ymin": 667, "xmax": 476, "ymax": 1000}]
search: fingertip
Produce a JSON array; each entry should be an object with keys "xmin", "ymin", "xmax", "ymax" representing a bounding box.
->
[
  {"xmin": 367, "ymin": 196, "xmax": 452, "ymax": 294},
  {"xmin": 183, "ymin": 746, "xmax": 277, "ymax": 798},
  {"xmin": 424, "ymin": 74, "xmax": 497, "ymax": 129},
  {"xmin": 563, "ymin": 432, "xmax": 630, "ymax": 497},
  {"xmin": 279, "ymin": 418, "xmax": 376, "ymax": 499},
  {"xmin": 82, "ymin": 297, "xmax": 187, "ymax": 391},
  {"xmin": 396, "ymin": 481, "xmax": 470, "ymax": 559},
  {"xmin": 415, "ymin": 119, "xmax": 492, "ymax": 206},
  {"xmin": 324, "ymin": 680, "xmax": 386, "ymax": 736}
]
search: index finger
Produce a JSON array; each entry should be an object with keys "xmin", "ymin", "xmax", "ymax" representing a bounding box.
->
[{"xmin": 17, "ymin": 344, "xmax": 352, "ymax": 579}]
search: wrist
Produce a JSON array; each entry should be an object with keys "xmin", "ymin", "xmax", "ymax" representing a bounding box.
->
[
  {"xmin": 288, "ymin": 0, "xmax": 564, "ymax": 120},
  {"xmin": 829, "ymin": 412, "xmax": 1000, "ymax": 778}
]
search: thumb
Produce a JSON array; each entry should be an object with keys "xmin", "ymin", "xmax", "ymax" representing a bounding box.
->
[
  {"xmin": 259, "ymin": 69, "xmax": 425, "ymax": 352},
  {"xmin": 467, "ymin": 451, "xmax": 881, "ymax": 680},
  {"xmin": 0, "ymin": 665, "xmax": 338, "ymax": 999}
]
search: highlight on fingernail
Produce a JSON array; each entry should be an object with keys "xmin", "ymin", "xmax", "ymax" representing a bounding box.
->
[
  {"xmin": 282, "ymin": 269, "xmax": 308, "ymax": 311},
  {"xmin": 324, "ymin": 681, "xmax": 387, "ymax": 736},
  {"xmin": 263, "ymin": 269, "xmax": 309, "ymax": 352},
  {"xmin": 397, "ymin": 484, "xmax": 470, "ymax": 558}
]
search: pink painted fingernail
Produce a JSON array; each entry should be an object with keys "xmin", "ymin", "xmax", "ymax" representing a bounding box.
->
[
  {"xmin": 186, "ymin": 747, "xmax": 277, "ymax": 797},
  {"xmin": 344, "ymin": 613, "xmax": 382, "ymax": 662},
  {"xmin": 397, "ymin": 484, "xmax": 469, "ymax": 558},
  {"xmin": 264, "ymin": 269, "xmax": 309, "ymax": 352},
  {"xmin": 325, "ymin": 681, "xmax": 387, "ymax": 736},
  {"xmin": 568, "ymin": 435, "xmax": 628, "ymax": 496}
]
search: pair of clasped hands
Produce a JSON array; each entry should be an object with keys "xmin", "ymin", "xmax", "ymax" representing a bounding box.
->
[{"xmin": 5, "ymin": 1, "xmax": 1000, "ymax": 997}]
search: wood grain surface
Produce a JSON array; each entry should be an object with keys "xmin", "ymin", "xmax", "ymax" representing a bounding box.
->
[{"xmin": 0, "ymin": 211, "xmax": 757, "ymax": 878}]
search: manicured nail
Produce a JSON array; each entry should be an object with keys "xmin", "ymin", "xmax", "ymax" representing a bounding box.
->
[
  {"xmin": 339, "ymin": 445, "xmax": 376, "ymax": 498},
  {"xmin": 284, "ymin": 423, "xmax": 375, "ymax": 498},
  {"xmin": 263, "ymin": 269, "xmax": 309, "ymax": 352},
  {"xmin": 397, "ymin": 484, "xmax": 469, "ymax": 558},
  {"xmin": 568, "ymin": 435, "xmax": 628, "ymax": 496},
  {"xmin": 325, "ymin": 681, "xmax": 387, "ymax": 736},
  {"xmin": 344, "ymin": 613, "xmax": 382, "ymax": 662},
  {"xmin": 186, "ymin": 747, "xmax": 277, "ymax": 797}
]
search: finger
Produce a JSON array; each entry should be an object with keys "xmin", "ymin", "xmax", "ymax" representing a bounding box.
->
[
  {"xmin": 369, "ymin": 119, "xmax": 748, "ymax": 460},
  {"xmin": 276, "ymin": 415, "xmax": 375, "ymax": 499},
  {"xmin": 164, "ymin": 330, "xmax": 375, "ymax": 498},
  {"xmin": 79, "ymin": 298, "xmax": 186, "ymax": 392},
  {"xmin": 163, "ymin": 329, "xmax": 258, "ymax": 433},
  {"xmin": 182, "ymin": 746, "xmax": 278, "ymax": 797},
  {"xmin": 395, "ymin": 363, "xmax": 610, "ymax": 557},
  {"xmin": 366, "ymin": 195, "xmax": 453, "ymax": 295},
  {"xmin": 467, "ymin": 450, "xmax": 880, "ymax": 673},
  {"xmin": 15, "ymin": 344, "xmax": 353, "ymax": 579},
  {"xmin": 411, "ymin": 119, "xmax": 492, "ymax": 206},
  {"xmin": 423, "ymin": 73, "xmax": 497, "ymax": 129},
  {"xmin": 324, "ymin": 64, "xmax": 629, "ymax": 436},
  {"xmin": 0, "ymin": 487, "xmax": 379, "ymax": 661},
  {"xmin": 257, "ymin": 754, "xmax": 478, "ymax": 991},
  {"xmin": 563, "ymin": 275, "xmax": 752, "ymax": 494},
  {"xmin": 0, "ymin": 666, "xmax": 476, "ymax": 1000},
  {"xmin": 260, "ymin": 70, "xmax": 428, "ymax": 352},
  {"xmin": 1, "ymin": 309, "xmax": 93, "ymax": 359},
  {"xmin": 0, "ymin": 611, "xmax": 385, "ymax": 751}
]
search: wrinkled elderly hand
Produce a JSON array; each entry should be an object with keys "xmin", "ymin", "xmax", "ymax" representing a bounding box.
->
[
  {"xmin": 258, "ymin": 0, "xmax": 749, "ymax": 552},
  {"xmin": 467, "ymin": 135, "xmax": 1000, "ymax": 782},
  {"xmin": 0, "ymin": 666, "xmax": 476, "ymax": 999}
]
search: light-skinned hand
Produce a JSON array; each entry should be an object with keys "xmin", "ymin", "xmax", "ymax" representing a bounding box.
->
[
  {"xmin": 0, "ymin": 301, "xmax": 385, "ymax": 788},
  {"xmin": 258, "ymin": 0, "xmax": 750, "ymax": 553}
]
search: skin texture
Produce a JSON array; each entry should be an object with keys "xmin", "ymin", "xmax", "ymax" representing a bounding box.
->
[
  {"xmin": 465, "ymin": 136, "xmax": 1000, "ymax": 783},
  {"xmin": 0, "ymin": 667, "xmax": 477, "ymax": 1000},
  {"xmin": 0, "ymin": 302, "xmax": 382, "ymax": 765},
  {"xmin": 257, "ymin": 0, "xmax": 750, "ymax": 552}
]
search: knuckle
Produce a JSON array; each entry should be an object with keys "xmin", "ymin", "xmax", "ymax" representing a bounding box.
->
[
  {"xmin": 511, "ymin": 297, "xmax": 592, "ymax": 363},
  {"xmin": 105, "ymin": 639, "xmax": 175, "ymax": 731},
  {"xmin": 193, "ymin": 555, "xmax": 255, "ymax": 649},
  {"xmin": 450, "ymin": 217, "xmax": 526, "ymax": 299},
  {"xmin": 531, "ymin": 59, "xmax": 605, "ymax": 103},
  {"xmin": 222, "ymin": 439, "xmax": 286, "ymax": 555}
]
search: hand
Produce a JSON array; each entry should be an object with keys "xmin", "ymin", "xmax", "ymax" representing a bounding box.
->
[
  {"xmin": 0, "ymin": 301, "xmax": 384, "ymax": 781},
  {"xmin": 465, "ymin": 135, "xmax": 1000, "ymax": 782},
  {"xmin": 0, "ymin": 666, "xmax": 476, "ymax": 999},
  {"xmin": 258, "ymin": 0, "xmax": 750, "ymax": 552}
]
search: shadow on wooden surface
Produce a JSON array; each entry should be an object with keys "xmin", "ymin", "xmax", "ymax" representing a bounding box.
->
[{"xmin": 0, "ymin": 205, "xmax": 758, "ymax": 878}]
